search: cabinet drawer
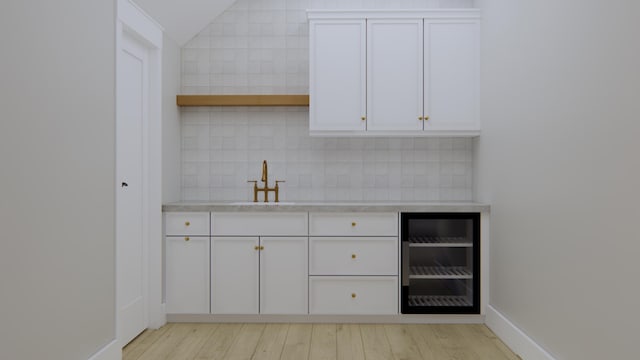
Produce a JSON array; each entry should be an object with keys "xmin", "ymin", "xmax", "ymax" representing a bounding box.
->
[
  {"xmin": 165, "ymin": 212, "xmax": 210, "ymax": 236},
  {"xmin": 211, "ymin": 212, "xmax": 308, "ymax": 236},
  {"xmin": 309, "ymin": 212, "xmax": 397, "ymax": 236},
  {"xmin": 309, "ymin": 276, "xmax": 398, "ymax": 314},
  {"xmin": 309, "ymin": 237, "xmax": 397, "ymax": 275}
]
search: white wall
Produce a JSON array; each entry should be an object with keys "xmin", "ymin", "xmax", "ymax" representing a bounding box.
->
[
  {"xmin": 163, "ymin": 35, "xmax": 182, "ymax": 202},
  {"xmin": 477, "ymin": 1, "xmax": 640, "ymax": 359},
  {"xmin": 0, "ymin": 1, "xmax": 116, "ymax": 359}
]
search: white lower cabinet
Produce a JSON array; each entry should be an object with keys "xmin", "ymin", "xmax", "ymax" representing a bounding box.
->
[
  {"xmin": 210, "ymin": 212, "xmax": 309, "ymax": 315},
  {"xmin": 210, "ymin": 237, "xmax": 259, "ymax": 314},
  {"xmin": 308, "ymin": 212, "xmax": 399, "ymax": 315},
  {"xmin": 260, "ymin": 237, "xmax": 308, "ymax": 314},
  {"xmin": 165, "ymin": 236, "xmax": 210, "ymax": 314},
  {"xmin": 309, "ymin": 276, "xmax": 398, "ymax": 314},
  {"xmin": 165, "ymin": 212, "xmax": 210, "ymax": 314},
  {"xmin": 210, "ymin": 236, "xmax": 308, "ymax": 314},
  {"xmin": 165, "ymin": 211, "xmax": 401, "ymax": 316}
]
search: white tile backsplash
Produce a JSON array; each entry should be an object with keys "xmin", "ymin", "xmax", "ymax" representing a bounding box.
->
[
  {"xmin": 181, "ymin": 108, "xmax": 474, "ymax": 202},
  {"xmin": 180, "ymin": 0, "xmax": 475, "ymax": 202}
]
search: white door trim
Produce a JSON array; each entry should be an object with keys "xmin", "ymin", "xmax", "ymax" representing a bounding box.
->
[{"xmin": 116, "ymin": 0, "xmax": 165, "ymax": 346}]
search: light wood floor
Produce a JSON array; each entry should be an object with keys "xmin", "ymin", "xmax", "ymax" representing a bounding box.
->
[{"xmin": 123, "ymin": 323, "xmax": 519, "ymax": 360}]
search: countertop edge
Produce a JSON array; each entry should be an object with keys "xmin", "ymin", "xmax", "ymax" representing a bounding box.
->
[{"xmin": 162, "ymin": 203, "xmax": 490, "ymax": 213}]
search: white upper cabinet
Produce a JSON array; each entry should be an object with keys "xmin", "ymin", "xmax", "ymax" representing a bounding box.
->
[
  {"xmin": 367, "ymin": 19, "xmax": 424, "ymax": 133},
  {"xmin": 308, "ymin": 10, "xmax": 480, "ymax": 137},
  {"xmin": 309, "ymin": 19, "xmax": 366, "ymax": 132},
  {"xmin": 424, "ymin": 20, "xmax": 480, "ymax": 132}
]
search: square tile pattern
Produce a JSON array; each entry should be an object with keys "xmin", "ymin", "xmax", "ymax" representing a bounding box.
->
[{"xmin": 181, "ymin": 0, "xmax": 476, "ymax": 202}]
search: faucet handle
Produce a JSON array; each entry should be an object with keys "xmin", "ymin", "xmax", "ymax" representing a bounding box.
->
[
  {"xmin": 247, "ymin": 180, "xmax": 258, "ymax": 184},
  {"xmin": 275, "ymin": 180, "xmax": 285, "ymax": 187}
]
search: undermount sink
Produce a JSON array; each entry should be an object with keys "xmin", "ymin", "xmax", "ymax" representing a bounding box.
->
[{"xmin": 230, "ymin": 202, "xmax": 295, "ymax": 205}]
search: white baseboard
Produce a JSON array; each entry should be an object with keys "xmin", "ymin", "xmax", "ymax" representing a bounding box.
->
[
  {"xmin": 87, "ymin": 339, "xmax": 120, "ymax": 360},
  {"xmin": 166, "ymin": 313, "xmax": 485, "ymax": 324},
  {"xmin": 486, "ymin": 305, "xmax": 556, "ymax": 360}
]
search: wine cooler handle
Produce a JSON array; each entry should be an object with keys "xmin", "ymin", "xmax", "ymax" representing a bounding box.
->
[{"xmin": 402, "ymin": 241, "xmax": 410, "ymax": 286}]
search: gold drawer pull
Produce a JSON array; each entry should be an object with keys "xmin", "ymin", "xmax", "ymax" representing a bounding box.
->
[
  {"xmin": 351, "ymin": 222, "xmax": 356, "ymax": 227},
  {"xmin": 351, "ymin": 293, "xmax": 357, "ymax": 298},
  {"xmin": 184, "ymin": 237, "xmax": 190, "ymax": 241},
  {"xmin": 184, "ymin": 221, "xmax": 190, "ymax": 226},
  {"xmin": 351, "ymin": 254, "xmax": 356, "ymax": 259}
]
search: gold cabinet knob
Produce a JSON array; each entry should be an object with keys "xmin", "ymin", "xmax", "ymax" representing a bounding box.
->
[
  {"xmin": 351, "ymin": 254, "xmax": 356, "ymax": 259},
  {"xmin": 351, "ymin": 293, "xmax": 357, "ymax": 298},
  {"xmin": 424, "ymin": 115, "xmax": 429, "ymax": 121},
  {"xmin": 184, "ymin": 237, "xmax": 190, "ymax": 241},
  {"xmin": 184, "ymin": 221, "xmax": 190, "ymax": 226},
  {"xmin": 418, "ymin": 116, "xmax": 424, "ymax": 120},
  {"xmin": 351, "ymin": 222, "xmax": 356, "ymax": 227},
  {"xmin": 254, "ymin": 245, "xmax": 260, "ymax": 250},
  {"xmin": 361, "ymin": 116, "xmax": 366, "ymax": 121},
  {"xmin": 260, "ymin": 246, "xmax": 265, "ymax": 250}
]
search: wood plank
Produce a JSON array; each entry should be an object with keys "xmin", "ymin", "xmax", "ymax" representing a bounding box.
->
[
  {"xmin": 124, "ymin": 323, "xmax": 521, "ymax": 360},
  {"xmin": 123, "ymin": 325, "xmax": 171, "ymax": 360},
  {"xmin": 431, "ymin": 324, "xmax": 479, "ymax": 360},
  {"xmin": 252, "ymin": 323, "xmax": 289, "ymax": 360},
  {"xmin": 384, "ymin": 324, "xmax": 423, "ymax": 360},
  {"xmin": 405, "ymin": 324, "xmax": 450, "ymax": 360},
  {"xmin": 194, "ymin": 323, "xmax": 244, "ymax": 360},
  {"xmin": 223, "ymin": 323, "xmax": 266, "ymax": 360},
  {"xmin": 136, "ymin": 323, "xmax": 194, "ymax": 360},
  {"xmin": 310, "ymin": 324, "xmax": 337, "ymax": 360},
  {"xmin": 176, "ymin": 95, "xmax": 310, "ymax": 107},
  {"xmin": 360, "ymin": 325, "xmax": 394, "ymax": 360},
  {"xmin": 280, "ymin": 323, "xmax": 313, "ymax": 360},
  {"xmin": 163, "ymin": 323, "xmax": 219, "ymax": 360},
  {"xmin": 458, "ymin": 324, "xmax": 519, "ymax": 360},
  {"xmin": 476, "ymin": 325, "xmax": 520, "ymax": 359},
  {"xmin": 336, "ymin": 324, "xmax": 365, "ymax": 360}
]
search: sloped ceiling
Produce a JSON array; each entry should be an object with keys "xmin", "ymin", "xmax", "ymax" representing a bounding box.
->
[{"xmin": 132, "ymin": 0, "xmax": 237, "ymax": 46}]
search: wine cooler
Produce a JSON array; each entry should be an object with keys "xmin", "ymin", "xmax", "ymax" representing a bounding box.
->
[{"xmin": 401, "ymin": 213, "xmax": 480, "ymax": 314}]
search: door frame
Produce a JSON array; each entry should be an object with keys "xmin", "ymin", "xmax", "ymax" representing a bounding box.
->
[{"xmin": 115, "ymin": 0, "xmax": 164, "ymax": 343}]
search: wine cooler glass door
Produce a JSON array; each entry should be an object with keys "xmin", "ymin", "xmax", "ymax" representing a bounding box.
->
[{"xmin": 401, "ymin": 213, "xmax": 480, "ymax": 314}]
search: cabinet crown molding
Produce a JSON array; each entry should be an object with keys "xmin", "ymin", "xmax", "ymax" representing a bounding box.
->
[{"xmin": 307, "ymin": 9, "xmax": 480, "ymax": 20}]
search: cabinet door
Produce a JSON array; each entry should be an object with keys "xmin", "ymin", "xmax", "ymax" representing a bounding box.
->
[
  {"xmin": 424, "ymin": 20, "xmax": 480, "ymax": 131},
  {"xmin": 211, "ymin": 237, "xmax": 259, "ymax": 314},
  {"xmin": 367, "ymin": 19, "xmax": 423, "ymax": 132},
  {"xmin": 260, "ymin": 237, "xmax": 308, "ymax": 314},
  {"xmin": 165, "ymin": 236, "xmax": 209, "ymax": 314},
  {"xmin": 309, "ymin": 20, "xmax": 366, "ymax": 132}
]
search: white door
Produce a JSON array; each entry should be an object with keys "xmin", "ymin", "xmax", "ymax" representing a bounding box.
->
[
  {"xmin": 211, "ymin": 237, "xmax": 259, "ymax": 314},
  {"xmin": 116, "ymin": 32, "xmax": 148, "ymax": 346},
  {"xmin": 367, "ymin": 19, "xmax": 424, "ymax": 132},
  {"xmin": 424, "ymin": 20, "xmax": 480, "ymax": 131},
  {"xmin": 309, "ymin": 19, "xmax": 366, "ymax": 132},
  {"xmin": 260, "ymin": 237, "xmax": 308, "ymax": 314}
]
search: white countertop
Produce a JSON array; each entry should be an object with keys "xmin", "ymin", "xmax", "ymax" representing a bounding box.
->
[{"xmin": 162, "ymin": 201, "xmax": 489, "ymax": 212}]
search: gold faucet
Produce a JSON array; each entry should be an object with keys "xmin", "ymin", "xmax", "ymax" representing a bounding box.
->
[{"xmin": 248, "ymin": 160, "xmax": 284, "ymax": 202}]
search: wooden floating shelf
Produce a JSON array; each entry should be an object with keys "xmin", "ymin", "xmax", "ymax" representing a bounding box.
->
[{"xmin": 177, "ymin": 95, "xmax": 309, "ymax": 107}]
